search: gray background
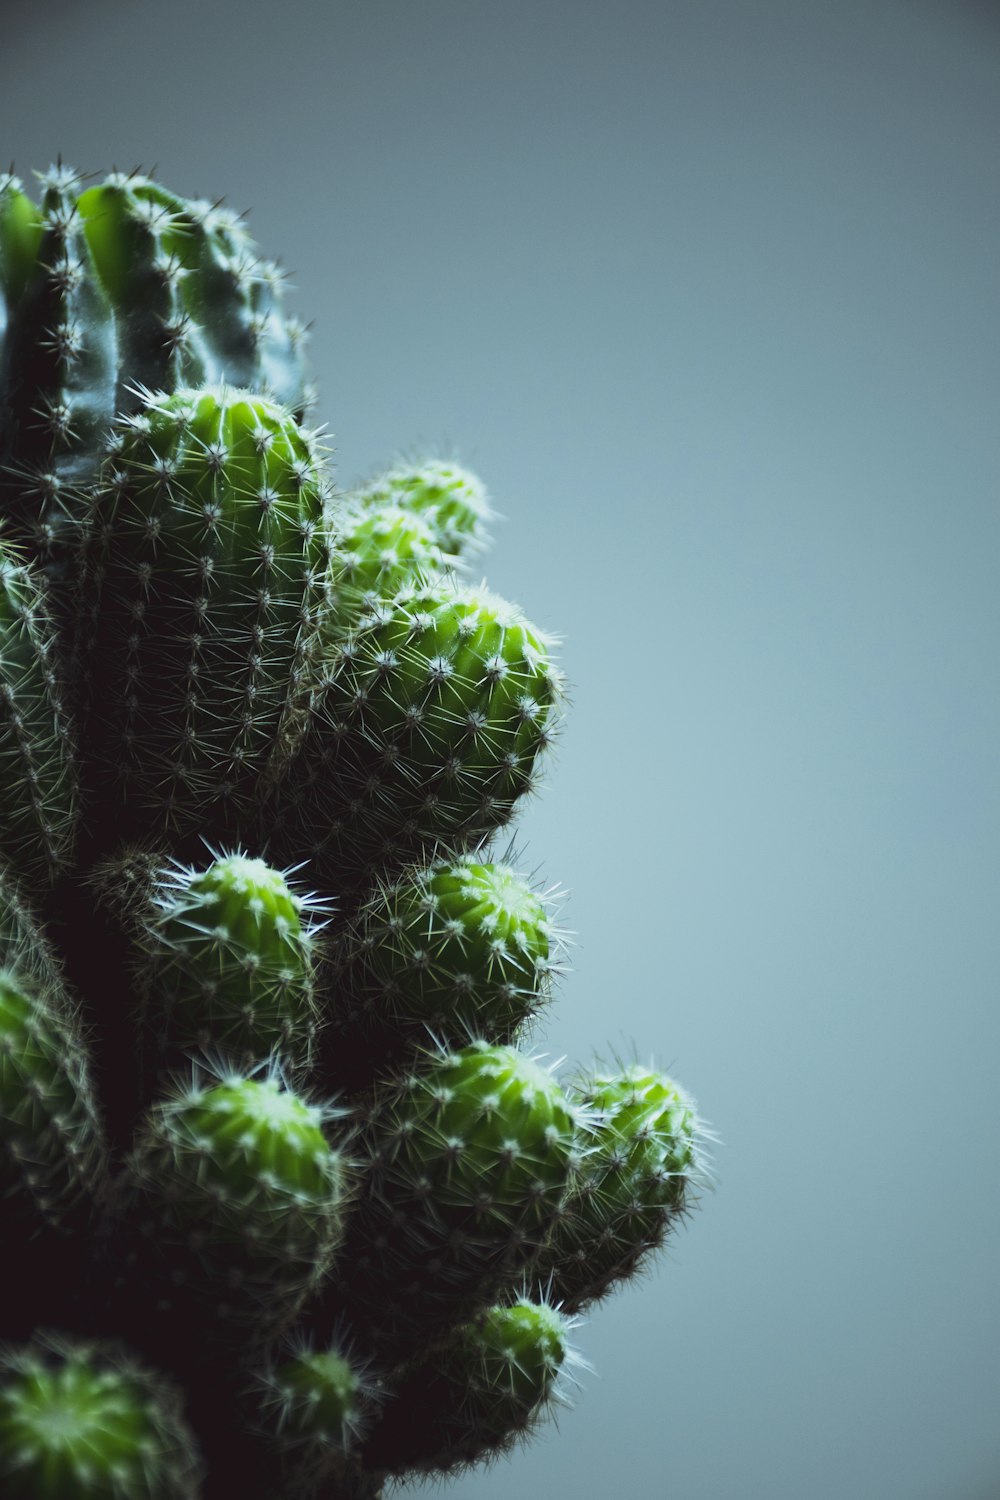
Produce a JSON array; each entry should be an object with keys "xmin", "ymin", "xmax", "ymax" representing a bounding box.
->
[{"xmin": 3, "ymin": 2, "xmax": 998, "ymax": 1497}]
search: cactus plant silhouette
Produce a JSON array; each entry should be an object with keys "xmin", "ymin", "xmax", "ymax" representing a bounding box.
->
[{"xmin": 0, "ymin": 165, "xmax": 711, "ymax": 1499}]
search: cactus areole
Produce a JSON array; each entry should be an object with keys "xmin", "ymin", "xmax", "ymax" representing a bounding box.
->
[{"xmin": 0, "ymin": 164, "xmax": 711, "ymax": 1500}]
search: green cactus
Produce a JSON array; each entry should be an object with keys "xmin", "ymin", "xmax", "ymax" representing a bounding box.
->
[
  {"xmin": 0, "ymin": 163, "xmax": 712, "ymax": 1500},
  {"xmin": 0, "ymin": 1335, "xmax": 203, "ymax": 1499},
  {"xmin": 0, "ymin": 166, "xmax": 310, "ymax": 580},
  {"xmin": 322, "ymin": 1040, "xmax": 584, "ymax": 1355},
  {"xmin": 0, "ymin": 539, "xmax": 78, "ymax": 887},
  {"xmin": 327, "ymin": 854, "xmax": 561, "ymax": 1066},
  {"xmin": 117, "ymin": 1068, "xmax": 350, "ymax": 1344},
  {"xmin": 0, "ymin": 965, "xmax": 106, "ymax": 1239},
  {"xmin": 134, "ymin": 851, "xmax": 325, "ymax": 1095},
  {"xmin": 353, "ymin": 458, "xmax": 493, "ymax": 562},
  {"xmin": 368, "ymin": 1295, "xmax": 573, "ymax": 1476},
  {"xmin": 271, "ymin": 579, "xmax": 564, "ymax": 895},
  {"xmin": 79, "ymin": 385, "xmax": 333, "ymax": 846},
  {"xmin": 538, "ymin": 1064, "xmax": 704, "ymax": 1312}
]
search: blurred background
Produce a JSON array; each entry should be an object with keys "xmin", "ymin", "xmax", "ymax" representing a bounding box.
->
[{"xmin": 3, "ymin": 2, "xmax": 998, "ymax": 1496}]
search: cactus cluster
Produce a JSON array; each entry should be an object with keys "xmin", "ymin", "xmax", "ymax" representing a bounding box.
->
[{"xmin": 0, "ymin": 166, "xmax": 711, "ymax": 1499}]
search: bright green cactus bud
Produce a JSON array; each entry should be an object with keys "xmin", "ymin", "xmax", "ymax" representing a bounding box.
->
[
  {"xmin": 538, "ymin": 1065, "xmax": 703, "ymax": 1312},
  {"xmin": 0, "ymin": 541, "xmax": 78, "ymax": 886},
  {"xmin": 356, "ymin": 458, "xmax": 492, "ymax": 561},
  {"xmin": 121, "ymin": 1068, "xmax": 349, "ymax": 1343},
  {"xmin": 331, "ymin": 855, "xmax": 562, "ymax": 1056},
  {"xmin": 0, "ymin": 967, "xmax": 106, "ymax": 1238},
  {"xmin": 324, "ymin": 1040, "xmax": 583, "ymax": 1353},
  {"xmin": 273, "ymin": 580, "xmax": 563, "ymax": 895},
  {"xmin": 0, "ymin": 1335, "xmax": 203, "ymax": 1498},
  {"xmin": 368, "ymin": 1296, "xmax": 572, "ymax": 1476},
  {"xmin": 80, "ymin": 385, "xmax": 333, "ymax": 843},
  {"xmin": 327, "ymin": 501, "xmax": 453, "ymax": 628},
  {"xmin": 0, "ymin": 166, "xmax": 310, "ymax": 579},
  {"xmin": 137, "ymin": 852, "xmax": 325, "ymax": 1090}
]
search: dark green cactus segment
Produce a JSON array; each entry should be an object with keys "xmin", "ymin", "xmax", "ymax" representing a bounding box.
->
[
  {"xmin": 538, "ymin": 1066, "xmax": 701, "ymax": 1313},
  {"xmin": 0, "ymin": 1335, "xmax": 204, "ymax": 1498},
  {"xmin": 122, "ymin": 1069, "xmax": 349, "ymax": 1338},
  {"xmin": 280, "ymin": 581, "xmax": 563, "ymax": 893},
  {"xmin": 0, "ymin": 167, "xmax": 311, "ymax": 577},
  {"xmin": 75, "ymin": 176, "xmax": 310, "ymax": 418},
  {"xmin": 356, "ymin": 459, "xmax": 493, "ymax": 562},
  {"xmin": 82, "ymin": 386, "xmax": 332, "ymax": 839},
  {"xmin": 333, "ymin": 855, "xmax": 560, "ymax": 1051},
  {"xmin": 138, "ymin": 852, "xmax": 324, "ymax": 1077},
  {"xmin": 0, "ymin": 967, "xmax": 106, "ymax": 1236},
  {"xmin": 0, "ymin": 166, "xmax": 117, "ymax": 571},
  {"xmin": 327, "ymin": 1041, "xmax": 583, "ymax": 1351},
  {"xmin": 0, "ymin": 543, "xmax": 78, "ymax": 885},
  {"xmin": 0, "ymin": 861, "xmax": 64, "ymax": 990},
  {"xmin": 248, "ymin": 1334, "xmax": 379, "ymax": 1496},
  {"xmin": 369, "ymin": 1296, "xmax": 570, "ymax": 1476}
]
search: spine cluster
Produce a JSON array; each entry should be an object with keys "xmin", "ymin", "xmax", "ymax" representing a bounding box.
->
[{"xmin": 0, "ymin": 165, "xmax": 713, "ymax": 1500}]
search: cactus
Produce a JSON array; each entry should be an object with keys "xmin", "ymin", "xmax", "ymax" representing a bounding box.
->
[
  {"xmin": 270, "ymin": 579, "xmax": 564, "ymax": 896},
  {"xmin": 0, "ymin": 167, "xmax": 310, "ymax": 580},
  {"xmin": 0, "ymin": 161, "xmax": 713, "ymax": 1500},
  {"xmin": 0, "ymin": 1334, "xmax": 203, "ymax": 1499},
  {"xmin": 79, "ymin": 384, "xmax": 333, "ymax": 847}
]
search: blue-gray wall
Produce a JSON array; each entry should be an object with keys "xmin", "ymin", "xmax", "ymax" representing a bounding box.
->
[{"xmin": 3, "ymin": 3, "xmax": 998, "ymax": 1496}]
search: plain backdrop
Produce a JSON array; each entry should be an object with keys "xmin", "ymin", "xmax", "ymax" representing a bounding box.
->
[{"xmin": 2, "ymin": 3, "xmax": 998, "ymax": 1498}]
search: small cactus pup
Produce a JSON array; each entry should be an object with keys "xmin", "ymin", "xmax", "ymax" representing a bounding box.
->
[
  {"xmin": 325, "ymin": 499, "xmax": 455, "ymax": 636},
  {"xmin": 0, "ymin": 1333, "xmax": 204, "ymax": 1498},
  {"xmin": 134, "ymin": 851, "xmax": 326, "ymax": 1099},
  {"xmin": 273, "ymin": 579, "xmax": 564, "ymax": 897},
  {"xmin": 353, "ymin": 457, "xmax": 493, "ymax": 562},
  {"xmin": 79, "ymin": 385, "xmax": 333, "ymax": 849},
  {"xmin": 366, "ymin": 1295, "xmax": 575, "ymax": 1477},
  {"xmin": 0, "ymin": 166, "xmax": 311, "ymax": 578},
  {"xmin": 0, "ymin": 536, "xmax": 78, "ymax": 889},
  {"xmin": 326, "ymin": 854, "xmax": 563, "ymax": 1079},
  {"xmin": 246, "ymin": 1332, "xmax": 380, "ymax": 1498},
  {"xmin": 114, "ymin": 1065, "xmax": 350, "ymax": 1350},
  {"xmin": 323, "ymin": 1039, "xmax": 585, "ymax": 1355},
  {"xmin": 537, "ymin": 1064, "xmax": 705, "ymax": 1313}
]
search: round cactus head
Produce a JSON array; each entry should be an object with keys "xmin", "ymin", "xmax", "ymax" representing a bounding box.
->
[
  {"xmin": 538, "ymin": 1063, "xmax": 703, "ymax": 1312},
  {"xmin": 356, "ymin": 458, "xmax": 493, "ymax": 561},
  {"xmin": 341, "ymin": 854, "xmax": 560, "ymax": 1048},
  {"xmin": 285, "ymin": 580, "xmax": 564, "ymax": 891},
  {"xmin": 139, "ymin": 851, "xmax": 324, "ymax": 1078},
  {"xmin": 0, "ymin": 1337, "xmax": 202, "ymax": 1498}
]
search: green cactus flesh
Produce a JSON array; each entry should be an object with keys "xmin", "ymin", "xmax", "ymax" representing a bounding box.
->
[
  {"xmin": 538, "ymin": 1065, "xmax": 701, "ymax": 1312},
  {"xmin": 0, "ymin": 967, "xmax": 106, "ymax": 1237},
  {"xmin": 121, "ymin": 1072, "xmax": 347, "ymax": 1340},
  {"xmin": 354, "ymin": 458, "xmax": 493, "ymax": 561},
  {"xmin": 330, "ymin": 854, "xmax": 558, "ymax": 1055},
  {"xmin": 0, "ymin": 542, "xmax": 78, "ymax": 887},
  {"xmin": 80, "ymin": 385, "xmax": 331, "ymax": 843},
  {"xmin": 369, "ymin": 1296, "xmax": 569, "ymax": 1476},
  {"xmin": 322, "ymin": 1041, "xmax": 583, "ymax": 1352},
  {"xmin": 0, "ymin": 1338, "xmax": 203, "ymax": 1499},
  {"xmin": 0, "ymin": 167, "xmax": 310, "ymax": 579},
  {"xmin": 137, "ymin": 852, "xmax": 322, "ymax": 1086},
  {"xmin": 273, "ymin": 580, "xmax": 563, "ymax": 894},
  {"xmin": 0, "ymin": 164, "xmax": 711, "ymax": 1500}
]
